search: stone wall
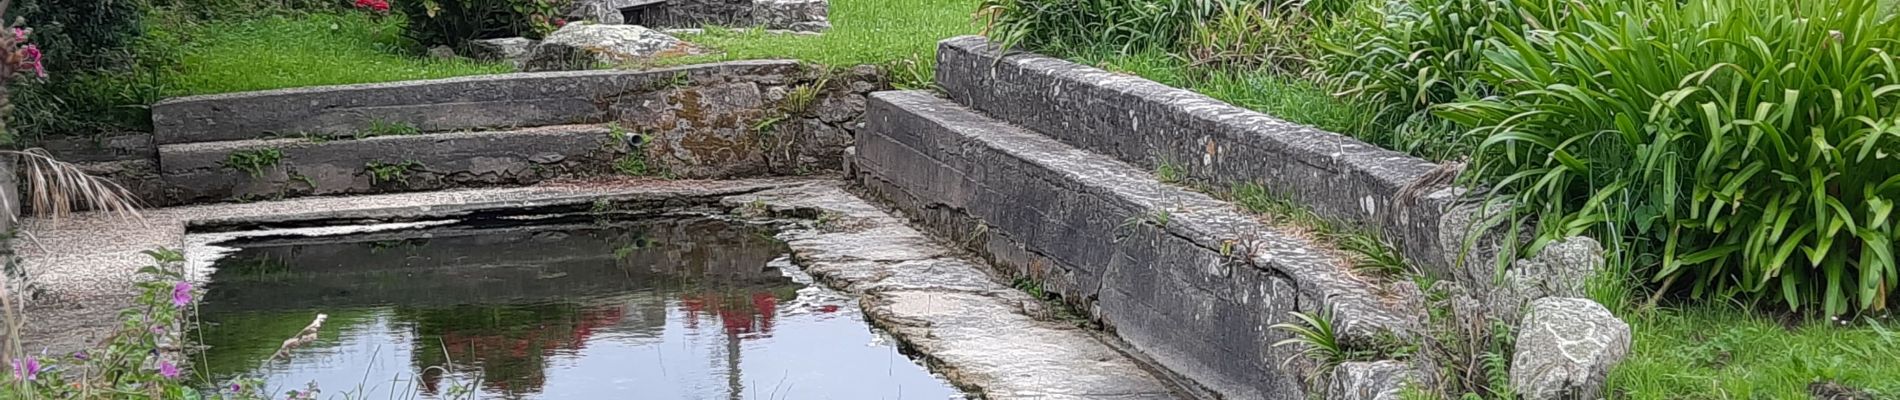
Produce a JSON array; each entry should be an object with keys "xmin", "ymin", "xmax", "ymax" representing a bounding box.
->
[
  {"xmin": 935, "ymin": 36, "xmax": 1478, "ymax": 280},
  {"xmin": 566, "ymin": 0, "xmax": 829, "ymax": 32},
  {"xmin": 144, "ymin": 60, "xmax": 879, "ymax": 205},
  {"xmin": 34, "ymin": 134, "xmax": 163, "ymax": 205},
  {"xmin": 854, "ymin": 90, "xmax": 1415, "ymax": 400}
]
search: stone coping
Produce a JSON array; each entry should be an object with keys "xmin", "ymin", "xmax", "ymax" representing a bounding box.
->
[{"xmin": 934, "ymin": 36, "xmax": 1481, "ymax": 279}]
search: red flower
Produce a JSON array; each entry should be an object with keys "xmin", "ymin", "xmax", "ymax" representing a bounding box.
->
[
  {"xmin": 553, "ymin": 18, "xmax": 568, "ymax": 27},
  {"xmin": 353, "ymin": 0, "xmax": 389, "ymax": 12}
]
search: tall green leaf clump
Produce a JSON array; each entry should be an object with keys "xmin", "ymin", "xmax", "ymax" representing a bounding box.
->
[
  {"xmin": 1439, "ymin": 0, "xmax": 1900, "ymax": 316},
  {"xmin": 979, "ymin": 0, "xmax": 1343, "ymax": 56},
  {"xmin": 1312, "ymin": 0, "xmax": 1568, "ymax": 158}
]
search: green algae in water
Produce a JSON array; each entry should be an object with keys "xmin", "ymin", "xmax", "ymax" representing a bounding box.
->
[{"xmin": 191, "ymin": 216, "xmax": 964, "ymax": 399}]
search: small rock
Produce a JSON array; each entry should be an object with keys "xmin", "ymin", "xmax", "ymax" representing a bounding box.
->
[
  {"xmin": 467, "ymin": 37, "xmax": 538, "ymax": 67},
  {"xmin": 1810, "ymin": 381, "xmax": 1875, "ymax": 400},
  {"xmin": 427, "ymin": 45, "xmax": 458, "ymax": 60},
  {"xmin": 1511, "ymin": 297, "xmax": 1630, "ymax": 400},
  {"xmin": 1493, "ymin": 237, "xmax": 1603, "ymax": 316},
  {"xmin": 522, "ymin": 22, "xmax": 702, "ymax": 72},
  {"xmin": 1328, "ymin": 360, "xmax": 1415, "ymax": 400},
  {"xmin": 754, "ymin": 0, "xmax": 829, "ymax": 31}
]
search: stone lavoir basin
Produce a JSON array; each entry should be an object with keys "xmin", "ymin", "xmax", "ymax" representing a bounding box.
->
[{"xmin": 185, "ymin": 213, "xmax": 964, "ymax": 399}]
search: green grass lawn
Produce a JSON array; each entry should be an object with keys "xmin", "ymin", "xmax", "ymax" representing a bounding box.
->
[
  {"xmin": 156, "ymin": 12, "xmax": 511, "ymax": 97},
  {"xmin": 155, "ymin": 0, "xmax": 976, "ymax": 97},
  {"xmin": 666, "ymin": 0, "xmax": 977, "ymax": 85},
  {"xmin": 1610, "ymin": 306, "xmax": 1900, "ymax": 399}
]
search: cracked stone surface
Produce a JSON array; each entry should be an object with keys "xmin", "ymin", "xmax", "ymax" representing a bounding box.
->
[
  {"xmin": 726, "ymin": 182, "xmax": 1180, "ymax": 400},
  {"xmin": 1511, "ymin": 297, "xmax": 1630, "ymax": 400}
]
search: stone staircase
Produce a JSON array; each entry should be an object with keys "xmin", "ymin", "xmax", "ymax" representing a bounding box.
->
[
  {"xmin": 849, "ymin": 37, "xmax": 1445, "ymax": 399},
  {"xmin": 123, "ymin": 60, "xmax": 878, "ymax": 206}
]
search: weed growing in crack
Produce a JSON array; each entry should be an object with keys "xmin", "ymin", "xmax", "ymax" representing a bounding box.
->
[
  {"xmin": 1154, "ymin": 160, "xmax": 1187, "ymax": 184},
  {"xmin": 1010, "ymin": 277, "xmax": 1046, "ymax": 299},
  {"xmin": 222, "ymin": 148, "xmax": 284, "ymax": 178},
  {"xmin": 364, "ymin": 160, "xmax": 422, "ymax": 185},
  {"xmin": 356, "ymin": 119, "xmax": 420, "ymax": 139},
  {"xmin": 1228, "ymin": 182, "xmax": 1411, "ymax": 279}
]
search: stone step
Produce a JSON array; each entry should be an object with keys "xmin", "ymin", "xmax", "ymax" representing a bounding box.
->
[
  {"xmin": 158, "ymin": 124, "xmax": 626, "ymax": 205},
  {"xmin": 852, "ymin": 90, "xmax": 1414, "ymax": 400},
  {"xmin": 151, "ymin": 60, "xmax": 803, "ymax": 145},
  {"xmin": 933, "ymin": 36, "xmax": 1473, "ymax": 278}
]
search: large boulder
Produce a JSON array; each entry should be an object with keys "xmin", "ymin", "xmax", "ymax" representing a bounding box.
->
[
  {"xmin": 522, "ymin": 22, "xmax": 701, "ymax": 72},
  {"xmin": 467, "ymin": 37, "xmax": 538, "ymax": 68},
  {"xmin": 1511, "ymin": 298, "xmax": 1630, "ymax": 400}
]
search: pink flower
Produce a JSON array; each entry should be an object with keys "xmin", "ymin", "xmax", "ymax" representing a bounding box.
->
[
  {"xmin": 10, "ymin": 28, "xmax": 25, "ymax": 42},
  {"xmin": 554, "ymin": 18, "xmax": 568, "ymax": 27},
  {"xmin": 171, "ymin": 281, "xmax": 193, "ymax": 307},
  {"xmin": 158, "ymin": 360, "xmax": 179, "ymax": 379},
  {"xmin": 10, "ymin": 357, "xmax": 39, "ymax": 381},
  {"xmin": 18, "ymin": 44, "xmax": 42, "ymax": 78}
]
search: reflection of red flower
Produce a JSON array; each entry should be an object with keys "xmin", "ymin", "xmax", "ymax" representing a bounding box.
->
[
  {"xmin": 680, "ymin": 291, "xmax": 783, "ymax": 337},
  {"xmin": 819, "ymin": 304, "xmax": 840, "ymax": 313}
]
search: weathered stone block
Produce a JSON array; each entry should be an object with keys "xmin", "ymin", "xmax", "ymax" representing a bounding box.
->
[
  {"xmin": 1328, "ymin": 361, "xmax": 1417, "ymax": 400},
  {"xmin": 933, "ymin": 36, "xmax": 1490, "ymax": 281},
  {"xmin": 854, "ymin": 90, "xmax": 1415, "ymax": 400},
  {"xmin": 1512, "ymin": 298, "xmax": 1629, "ymax": 400},
  {"xmin": 522, "ymin": 23, "xmax": 702, "ymax": 72},
  {"xmin": 158, "ymin": 125, "xmax": 621, "ymax": 204},
  {"xmin": 152, "ymin": 61, "xmax": 799, "ymax": 145}
]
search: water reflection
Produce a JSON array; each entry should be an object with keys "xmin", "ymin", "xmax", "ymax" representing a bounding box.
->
[{"xmin": 192, "ymin": 216, "xmax": 963, "ymax": 399}]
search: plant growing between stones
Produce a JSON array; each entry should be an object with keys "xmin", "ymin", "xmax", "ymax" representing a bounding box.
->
[
  {"xmin": 364, "ymin": 160, "xmax": 422, "ymax": 185},
  {"xmin": 221, "ymin": 148, "xmax": 284, "ymax": 178},
  {"xmin": 1153, "ymin": 160, "xmax": 1186, "ymax": 184},
  {"xmin": 355, "ymin": 119, "xmax": 420, "ymax": 139},
  {"xmin": 1271, "ymin": 308, "xmax": 1352, "ymax": 374}
]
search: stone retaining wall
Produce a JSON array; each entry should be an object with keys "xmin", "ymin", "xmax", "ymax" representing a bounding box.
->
[
  {"xmin": 138, "ymin": 60, "xmax": 880, "ymax": 205},
  {"xmin": 935, "ymin": 36, "xmax": 1475, "ymax": 280},
  {"xmin": 854, "ymin": 90, "xmax": 1414, "ymax": 400},
  {"xmin": 159, "ymin": 125, "xmax": 622, "ymax": 204},
  {"xmin": 154, "ymin": 61, "xmax": 800, "ymax": 144}
]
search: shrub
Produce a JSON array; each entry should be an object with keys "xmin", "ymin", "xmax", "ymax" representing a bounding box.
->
[
  {"xmin": 1438, "ymin": 0, "xmax": 1900, "ymax": 316},
  {"xmin": 7, "ymin": 0, "xmax": 163, "ymax": 141},
  {"xmin": 396, "ymin": 0, "xmax": 565, "ymax": 49}
]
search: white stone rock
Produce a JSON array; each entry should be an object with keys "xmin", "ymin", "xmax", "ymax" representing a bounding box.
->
[
  {"xmin": 522, "ymin": 22, "xmax": 701, "ymax": 71},
  {"xmin": 467, "ymin": 37, "xmax": 538, "ymax": 67},
  {"xmin": 1511, "ymin": 297, "xmax": 1630, "ymax": 400}
]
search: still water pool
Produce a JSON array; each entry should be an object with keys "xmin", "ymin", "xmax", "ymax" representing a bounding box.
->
[{"xmin": 190, "ymin": 215, "xmax": 964, "ymax": 399}]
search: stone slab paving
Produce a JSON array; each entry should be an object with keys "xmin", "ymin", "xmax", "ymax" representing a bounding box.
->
[{"xmin": 728, "ymin": 182, "xmax": 1181, "ymax": 400}]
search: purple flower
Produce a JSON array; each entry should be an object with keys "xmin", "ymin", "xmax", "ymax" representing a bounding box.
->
[
  {"xmin": 158, "ymin": 360, "xmax": 179, "ymax": 379},
  {"xmin": 171, "ymin": 281, "xmax": 193, "ymax": 307},
  {"xmin": 10, "ymin": 357, "xmax": 40, "ymax": 381},
  {"xmin": 229, "ymin": 383, "xmax": 242, "ymax": 392},
  {"xmin": 71, "ymin": 350, "xmax": 88, "ymax": 360}
]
